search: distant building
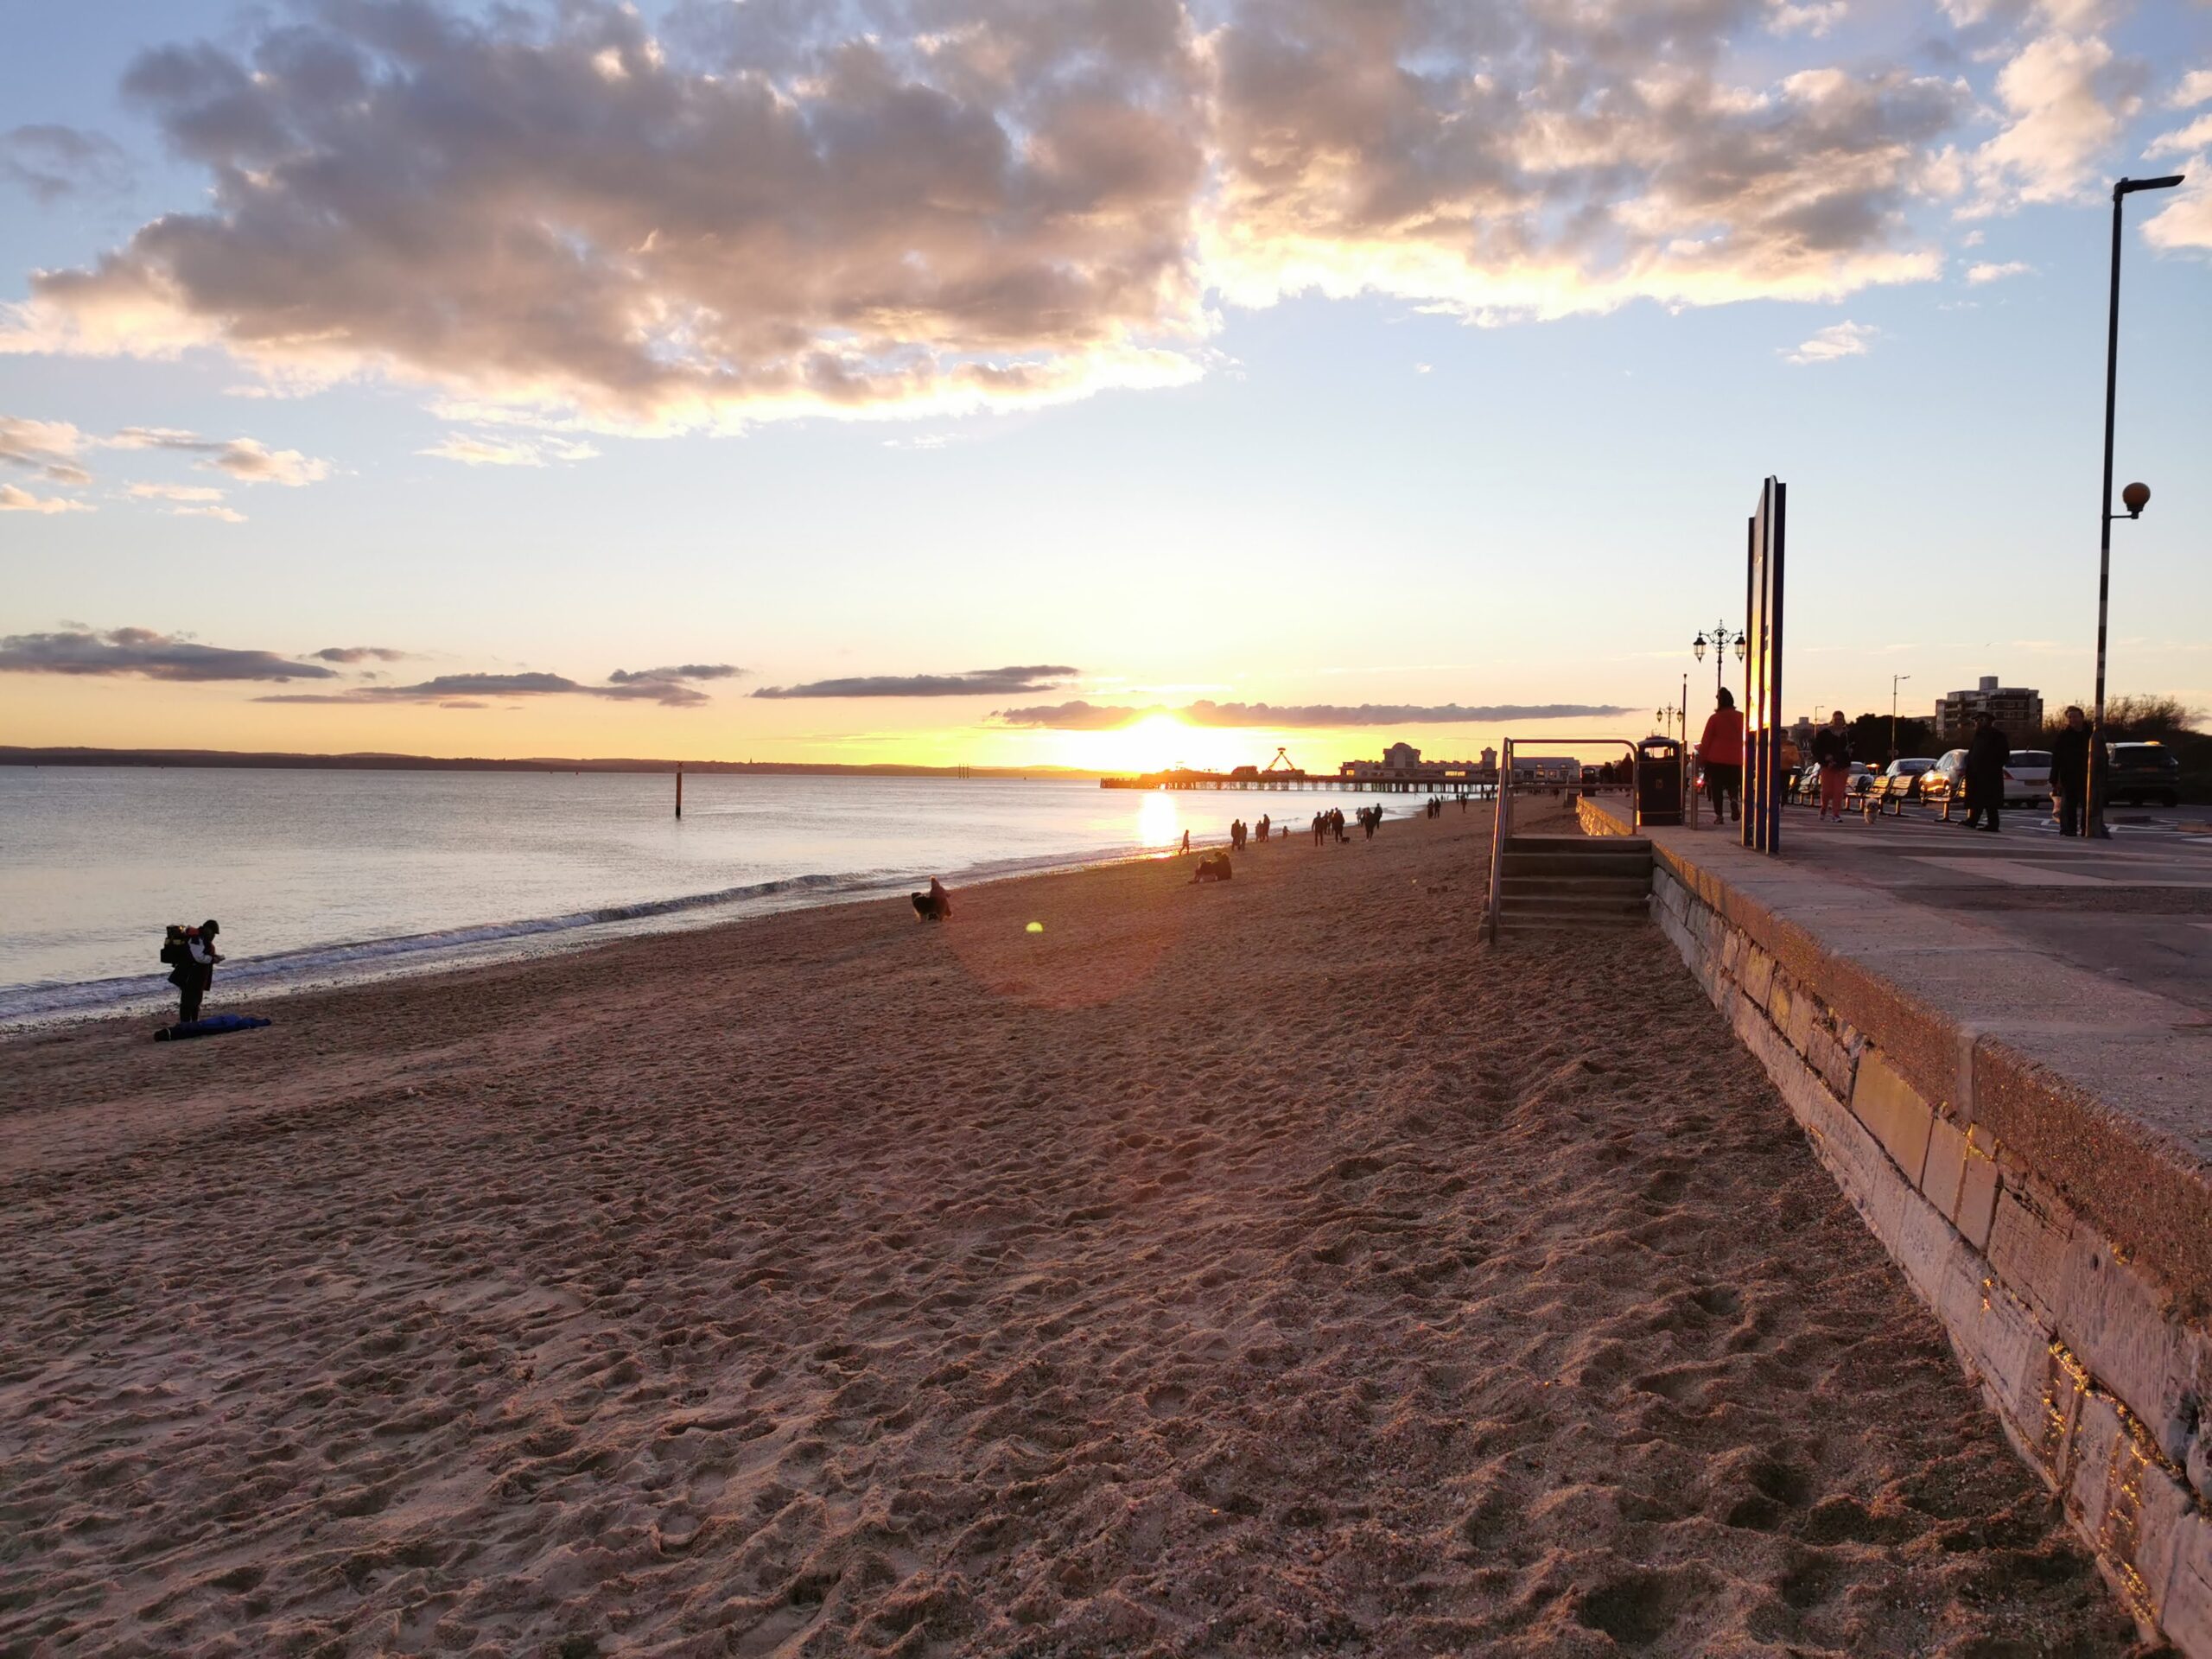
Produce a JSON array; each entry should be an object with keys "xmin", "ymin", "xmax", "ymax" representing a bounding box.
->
[
  {"xmin": 1480, "ymin": 747, "xmax": 1497, "ymax": 771},
  {"xmin": 1512, "ymin": 755, "xmax": 1582, "ymax": 785},
  {"xmin": 1382, "ymin": 741, "xmax": 1421, "ymax": 771},
  {"xmin": 1936, "ymin": 676, "xmax": 2044, "ymax": 744}
]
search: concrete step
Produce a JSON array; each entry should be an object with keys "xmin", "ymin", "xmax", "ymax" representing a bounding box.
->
[
  {"xmin": 1505, "ymin": 835, "xmax": 1652, "ymax": 855},
  {"xmin": 1502, "ymin": 874, "xmax": 1650, "ymax": 898},
  {"xmin": 1503, "ymin": 893, "xmax": 1649, "ymax": 917},
  {"xmin": 1497, "ymin": 912, "xmax": 1648, "ymax": 931},
  {"xmin": 1502, "ymin": 852, "xmax": 1653, "ymax": 880}
]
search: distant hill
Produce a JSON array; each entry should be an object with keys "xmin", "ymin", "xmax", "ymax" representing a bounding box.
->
[{"xmin": 0, "ymin": 747, "xmax": 1098, "ymax": 781}]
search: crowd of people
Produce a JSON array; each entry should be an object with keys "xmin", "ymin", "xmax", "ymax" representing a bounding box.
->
[{"xmin": 1689, "ymin": 691, "xmax": 2100, "ymax": 837}]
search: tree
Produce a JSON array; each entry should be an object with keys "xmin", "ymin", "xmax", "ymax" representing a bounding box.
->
[{"xmin": 1848, "ymin": 712, "xmax": 1939, "ymax": 763}]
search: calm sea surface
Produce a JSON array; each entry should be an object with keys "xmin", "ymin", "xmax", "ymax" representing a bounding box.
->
[{"xmin": 1, "ymin": 767, "xmax": 1386, "ymax": 1022}]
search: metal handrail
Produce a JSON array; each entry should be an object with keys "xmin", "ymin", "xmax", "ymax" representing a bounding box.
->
[{"xmin": 1484, "ymin": 736, "xmax": 1643, "ymax": 944}]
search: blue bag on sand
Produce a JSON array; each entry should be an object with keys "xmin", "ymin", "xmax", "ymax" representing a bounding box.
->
[{"xmin": 155, "ymin": 1014, "xmax": 271, "ymax": 1042}]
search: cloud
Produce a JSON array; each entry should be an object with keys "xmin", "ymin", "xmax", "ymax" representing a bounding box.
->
[
  {"xmin": 1967, "ymin": 29, "xmax": 2143, "ymax": 211},
  {"xmin": 2145, "ymin": 115, "xmax": 2212, "ymax": 158},
  {"xmin": 607, "ymin": 664, "xmax": 742, "ymax": 684},
  {"xmin": 1783, "ymin": 320, "xmax": 1877, "ymax": 363},
  {"xmin": 0, "ymin": 415, "xmax": 92, "ymax": 485},
  {"xmin": 2, "ymin": 2, "xmax": 1210, "ymax": 428},
  {"xmin": 754, "ymin": 665, "xmax": 1079, "ymax": 699},
  {"xmin": 1965, "ymin": 260, "xmax": 2031, "ymax": 282},
  {"xmin": 0, "ymin": 626, "xmax": 334, "ymax": 680},
  {"xmin": 258, "ymin": 669, "xmax": 718, "ymax": 708},
  {"xmin": 419, "ymin": 433, "xmax": 601, "ymax": 467},
  {"xmin": 313, "ymin": 645, "xmax": 410, "ymax": 664},
  {"xmin": 0, "ymin": 124, "xmax": 130, "ymax": 203},
  {"xmin": 0, "ymin": 0, "xmax": 1990, "ymax": 429},
  {"xmin": 173, "ymin": 504, "xmax": 247, "ymax": 523},
  {"xmin": 125, "ymin": 482, "xmax": 226, "ymax": 502},
  {"xmin": 0, "ymin": 483, "xmax": 94, "ymax": 514},
  {"xmin": 2168, "ymin": 70, "xmax": 2212, "ymax": 111},
  {"xmin": 2143, "ymin": 168, "xmax": 2212, "ymax": 255},
  {"xmin": 106, "ymin": 426, "xmax": 330, "ymax": 485},
  {"xmin": 991, "ymin": 700, "xmax": 1633, "ymax": 730}
]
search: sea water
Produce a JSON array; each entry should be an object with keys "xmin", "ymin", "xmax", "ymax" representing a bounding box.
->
[{"xmin": 0, "ymin": 768, "xmax": 1390, "ymax": 1023}]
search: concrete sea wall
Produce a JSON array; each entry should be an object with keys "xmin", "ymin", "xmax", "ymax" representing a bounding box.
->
[{"xmin": 1580, "ymin": 797, "xmax": 2212, "ymax": 1650}]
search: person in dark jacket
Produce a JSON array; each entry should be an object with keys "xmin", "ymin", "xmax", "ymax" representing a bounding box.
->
[
  {"xmin": 169, "ymin": 918, "xmax": 223, "ymax": 1022},
  {"xmin": 1962, "ymin": 714, "xmax": 2010, "ymax": 833},
  {"xmin": 1811, "ymin": 709, "xmax": 1853, "ymax": 821},
  {"xmin": 2051, "ymin": 705, "xmax": 2091, "ymax": 836}
]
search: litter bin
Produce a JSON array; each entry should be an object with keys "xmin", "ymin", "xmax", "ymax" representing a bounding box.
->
[{"xmin": 1636, "ymin": 736, "xmax": 1683, "ymax": 826}]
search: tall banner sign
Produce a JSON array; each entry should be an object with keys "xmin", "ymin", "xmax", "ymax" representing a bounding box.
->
[{"xmin": 1744, "ymin": 477, "xmax": 1787, "ymax": 854}]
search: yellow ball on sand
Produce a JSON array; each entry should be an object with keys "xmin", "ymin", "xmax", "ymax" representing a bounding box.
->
[{"xmin": 1026, "ymin": 921, "xmax": 1044, "ymax": 934}]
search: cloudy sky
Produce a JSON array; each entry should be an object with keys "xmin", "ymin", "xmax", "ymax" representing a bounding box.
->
[{"xmin": 3, "ymin": 0, "xmax": 2206, "ymax": 769}]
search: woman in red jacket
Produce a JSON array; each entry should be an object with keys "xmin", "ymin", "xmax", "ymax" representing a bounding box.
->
[{"xmin": 1698, "ymin": 689, "xmax": 1745, "ymax": 823}]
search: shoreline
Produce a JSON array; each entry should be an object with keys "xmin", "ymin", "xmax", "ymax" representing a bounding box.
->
[
  {"xmin": 1, "ymin": 801, "xmax": 2138, "ymax": 1655},
  {"xmin": 0, "ymin": 830, "xmax": 1196, "ymax": 1034}
]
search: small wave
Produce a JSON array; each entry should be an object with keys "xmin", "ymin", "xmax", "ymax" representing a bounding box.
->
[{"xmin": 0, "ymin": 841, "xmax": 1167, "ymax": 1027}]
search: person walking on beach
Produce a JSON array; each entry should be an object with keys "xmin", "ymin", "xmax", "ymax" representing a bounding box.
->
[
  {"xmin": 1698, "ymin": 690, "xmax": 1745, "ymax": 824},
  {"xmin": 2052, "ymin": 705, "xmax": 2091, "ymax": 836},
  {"xmin": 1963, "ymin": 712, "xmax": 2010, "ymax": 834},
  {"xmin": 168, "ymin": 919, "xmax": 223, "ymax": 1023},
  {"xmin": 1180, "ymin": 829, "xmax": 1190, "ymax": 855},
  {"xmin": 1812, "ymin": 709, "xmax": 1853, "ymax": 821}
]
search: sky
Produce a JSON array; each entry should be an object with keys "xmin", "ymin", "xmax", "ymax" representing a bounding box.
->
[{"xmin": 2, "ymin": 0, "xmax": 2207, "ymax": 772}]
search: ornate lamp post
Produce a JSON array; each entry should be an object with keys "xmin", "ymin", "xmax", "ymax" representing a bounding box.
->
[{"xmin": 1691, "ymin": 625, "xmax": 1748, "ymax": 699}]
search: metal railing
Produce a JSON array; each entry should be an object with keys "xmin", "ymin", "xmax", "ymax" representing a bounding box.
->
[{"xmin": 1484, "ymin": 736, "xmax": 1642, "ymax": 944}]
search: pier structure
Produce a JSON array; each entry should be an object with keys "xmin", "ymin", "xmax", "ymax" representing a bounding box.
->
[
  {"xmin": 1100, "ymin": 766, "xmax": 1499, "ymax": 796},
  {"xmin": 1104, "ymin": 742, "xmax": 1522, "ymax": 796}
]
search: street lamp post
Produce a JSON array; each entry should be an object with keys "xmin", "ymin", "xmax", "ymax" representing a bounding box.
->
[
  {"xmin": 2088, "ymin": 172, "xmax": 2183, "ymax": 840},
  {"xmin": 1891, "ymin": 673, "xmax": 1910, "ymax": 766},
  {"xmin": 1691, "ymin": 624, "xmax": 1748, "ymax": 699}
]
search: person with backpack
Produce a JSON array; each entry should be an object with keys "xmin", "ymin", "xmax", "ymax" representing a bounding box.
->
[{"xmin": 162, "ymin": 919, "xmax": 224, "ymax": 1023}]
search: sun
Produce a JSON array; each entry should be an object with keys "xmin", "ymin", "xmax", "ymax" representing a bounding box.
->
[{"xmin": 1052, "ymin": 711, "xmax": 1255, "ymax": 775}]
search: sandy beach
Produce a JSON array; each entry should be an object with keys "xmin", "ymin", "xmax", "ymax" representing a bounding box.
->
[{"xmin": 0, "ymin": 801, "xmax": 2142, "ymax": 1657}]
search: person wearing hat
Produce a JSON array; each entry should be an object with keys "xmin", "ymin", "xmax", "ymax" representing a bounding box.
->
[
  {"xmin": 1962, "ymin": 712, "xmax": 2011, "ymax": 834},
  {"xmin": 179, "ymin": 919, "xmax": 224, "ymax": 1023}
]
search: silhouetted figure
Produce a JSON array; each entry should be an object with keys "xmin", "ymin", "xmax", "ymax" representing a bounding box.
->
[
  {"xmin": 1699, "ymin": 689, "xmax": 1745, "ymax": 824},
  {"xmin": 166, "ymin": 918, "xmax": 223, "ymax": 1023},
  {"xmin": 1963, "ymin": 713, "xmax": 2010, "ymax": 834},
  {"xmin": 1813, "ymin": 710, "xmax": 1853, "ymax": 821},
  {"xmin": 2052, "ymin": 705, "xmax": 2090, "ymax": 836},
  {"xmin": 912, "ymin": 877, "xmax": 954, "ymax": 920}
]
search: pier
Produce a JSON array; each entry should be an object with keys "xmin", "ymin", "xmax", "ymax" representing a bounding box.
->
[{"xmin": 1100, "ymin": 766, "xmax": 1501, "ymax": 795}]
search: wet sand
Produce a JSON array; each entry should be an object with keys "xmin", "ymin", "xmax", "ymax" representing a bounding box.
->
[{"xmin": 0, "ymin": 801, "xmax": 2144, "ymax": 1656}]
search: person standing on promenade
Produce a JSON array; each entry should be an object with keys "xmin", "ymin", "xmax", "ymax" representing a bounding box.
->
[
  {"xmin": 1963, "ymin": 712, "xmax": 2010, "ymax": 833},
  {"xmin": 1698, "ymin": 690, "xmax": 1745, "ymax": 824},
  {"xmin": 2051, "ymin": 705, "xmax": 2091, "ymax": 836},
  {"xmin": 1813, "ymin": 709, "xmax": 1853, "ymax": 821}
]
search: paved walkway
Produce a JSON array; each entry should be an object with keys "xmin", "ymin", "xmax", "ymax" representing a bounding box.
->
[{"xmin": 1680, "ymin": 800, "xmax": 2212, "ymax": 1013}]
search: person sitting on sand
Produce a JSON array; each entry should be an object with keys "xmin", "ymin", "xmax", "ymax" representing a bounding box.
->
[{"xmin": 1190, "ymin": 852, "xmax": 1232, "ymax": 884}]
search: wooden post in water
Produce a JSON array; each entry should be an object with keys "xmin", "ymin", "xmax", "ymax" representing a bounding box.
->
[{"xmin": 676, "ymin": 765, "xmax": 683, "ymax": 819}]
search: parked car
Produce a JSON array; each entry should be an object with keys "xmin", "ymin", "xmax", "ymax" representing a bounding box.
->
[
  {"xmin": 2106, "ymin": 741, "xmax": 2182, "ymax": 808},
  {"xmin": 2003, "ymin": 748, "xmax": 2053, "ymax": 808},
  {"xmin": 1918, "ymin": 749, "xmax": 1969, "ymax": 810},
  {"xmin": 1871, "ymin": 756, "xmax": 1937, "ymax": 806}
]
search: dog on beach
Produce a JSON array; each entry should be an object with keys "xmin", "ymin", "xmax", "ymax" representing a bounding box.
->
[{"xmin": 912, "ymin": 876, "xmax": 953, "ymax": 920}]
